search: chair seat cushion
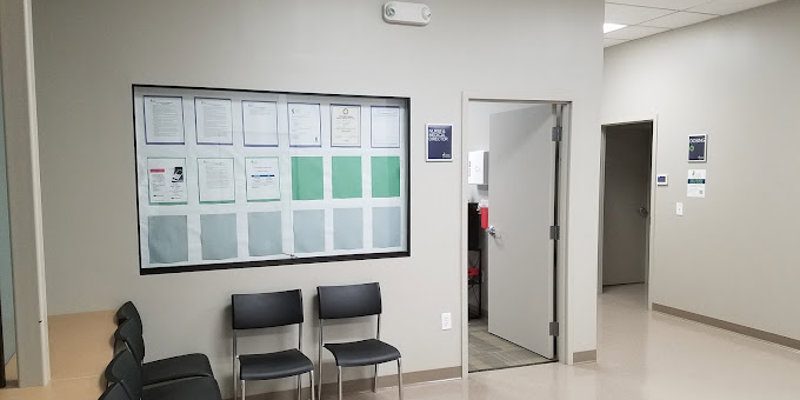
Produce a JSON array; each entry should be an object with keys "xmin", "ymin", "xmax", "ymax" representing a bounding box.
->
[
  {"xmin": 143, "ymin": 353, "xmax": 214, "ymax": 386},
  {"xmin": 143, "ymin": 376, "xmax": 222, "ymax": 400},
  {"xmin": 324, "ymin": 339, "xmax": 401, "ymax": 367},
  {"xmin": 239, "ymin": 349, "xmax": 314, "ymax": 381}
]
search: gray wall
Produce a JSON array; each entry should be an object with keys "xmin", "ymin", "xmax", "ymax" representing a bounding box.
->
[
  {"xmin": 32, "ymin": 0, "xmax": 602, "ymax": 393},
  {"xmin": 603, "ymin": 0, "xmax": 800, "ymax": 340},
  {"xmin": 0, "ymin": 52, "xmax": 17, "ymax": 365}
]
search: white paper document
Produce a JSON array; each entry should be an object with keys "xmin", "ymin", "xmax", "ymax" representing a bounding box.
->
[
  {"xmin": 144, "ymin": 96, "xmax": 185, "ymax": 144},
  {"xmin": 246, "ymin": 157, "xmax": 281, "ymax": 201},
  {"xmin": 288, "ymin": 103, "xmax": 321, "ymax": 146},
  {"xmin": 371, "ymin": 106, "xmax": 400, "ymax": 148},
  {"xmin": 198, "ymin": 158, "xmax": 235, "ymax": 203},
  {"xmin": 687, "ymin": 169, "xmax": 706, "ymax": 198},
  {"xmin": 331, "ymin": 105, "xmax": 361, "ymax": 147},
  {"xmin": 196, "ymin": 98, "xmax": 233, "ymax": 144},
  {"xmin": 243, "ymin": 101, "xmax": 278, "ymax": 146},
  {"xmin": 147, "ymin": 158, "xmax": 188, "ymax": 204}
]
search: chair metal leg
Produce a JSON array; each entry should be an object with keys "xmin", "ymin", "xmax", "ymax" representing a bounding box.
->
[
  {"xmin": 337, "ymin": 366, "xmax": 343, "ymax": 400},
  {"xmin": 240, "ymin": 380, "xmax": 246, "ymax": 400},
  {"xmin": 309, "ymin": 370, "xmax": 316, "ymax": 400},
  {"xmin": 297, "ymin": 375, "xmax": 302, "ymax": 400},
  {"xmin": 397, "ymin": 359, "xmax": 403, "ymax": 400},
  {"xmin": 318, "ymin": 339, "xmax": 323, "ymax": 399},
  {"xmin": 373, "ymin": 364, "xmax": 378, "ymax": 392}
]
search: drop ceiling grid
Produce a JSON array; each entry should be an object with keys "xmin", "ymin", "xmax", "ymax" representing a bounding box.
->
[{"xmin": 604, "ymin": 0, "xmax": 782, "ymax": 47}]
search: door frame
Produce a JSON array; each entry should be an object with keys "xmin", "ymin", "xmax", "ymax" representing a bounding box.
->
[
  {"xmin": 460, "ymin": 93, "xmax": 571, "ymax": 378},
  {"xmin": 598, "ymin": 117, "xmax": 659, "ymax": 307}
]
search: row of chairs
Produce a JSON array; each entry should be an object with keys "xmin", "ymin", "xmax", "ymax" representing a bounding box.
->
[
  {"xmin": 98, "ymin": 282, "xmax": 402, "ymax": 400},
  {"xmin": 232, "ymin": 282, "xmax": 403, "ymax": 400},
  {"xmin": 100, "ymin": 301, "xmax": 222, "ymax": 400}
]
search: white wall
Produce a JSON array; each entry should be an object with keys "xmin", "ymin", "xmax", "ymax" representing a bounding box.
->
[
  {"xmin": 32, "ymin": 0, "xmax": 602, "ymax": 394},
  {"xmin": 603, "ymin": 0, "xmax": 800, "ymax": 341}
]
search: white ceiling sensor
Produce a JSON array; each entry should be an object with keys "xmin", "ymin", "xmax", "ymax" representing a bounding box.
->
[
  {"xmin": 383, "ymin": 1, "xmax": 431, "ymax": 26},
  {"xmin": 604, "ymin": 23, "xmax": 628, "ymax": 33}
]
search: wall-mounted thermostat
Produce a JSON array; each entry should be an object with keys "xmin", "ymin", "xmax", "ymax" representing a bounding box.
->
[
  {"xmin": 383, "ymin": 1, "xmax": 431, "ymax": 26},
  {"xmin": 657, "ymin": 174, "xmax": 668, "ymax": 186}
]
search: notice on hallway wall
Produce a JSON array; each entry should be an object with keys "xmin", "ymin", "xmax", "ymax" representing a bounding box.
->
[{"xmin": 687, "ymin": 169, "xmax": 706, "ymax": 198}]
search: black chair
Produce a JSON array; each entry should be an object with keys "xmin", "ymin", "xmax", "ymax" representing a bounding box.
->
[
  {"xmin": 114, "ymin": 311, "xmax": 213, "ymax": 386},
  {"xmin": 232, "ymin": 289, "xmax": 315, "ymax": 400},
  {"xmin": 99, "ymin": 381, "xmax": 132, "ymax": 400},
  {"xmin": 317, "ymin": 282, "xmax": 402, "ymax": 400},
  {"xmin": 105, "ymin": 347, "xmax": 222, "ymax": 400}
]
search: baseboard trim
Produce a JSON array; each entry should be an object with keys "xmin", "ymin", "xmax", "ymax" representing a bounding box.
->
[
  {"xmin": 572, "ymin": 350, "xmax": 597, "ymax": 363},
  {"xmin": 652, "ymin": 303, "xmax": 800, "ymax": 351},
  {"xmin": 236, "ymin": 366, "xmax": 461, "ymax": 400}
]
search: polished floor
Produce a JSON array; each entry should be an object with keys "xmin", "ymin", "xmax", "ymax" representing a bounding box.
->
[
  {"xmin": 468, "ymin": 318, "xmax": 549, "ymax": 372},
  {"xmin": 344, "ymin": 284, "xmax": 800, "ymax": 400}
]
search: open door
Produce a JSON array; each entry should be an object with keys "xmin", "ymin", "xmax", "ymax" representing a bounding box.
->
[{"xmin": 487, "ymin": 104, "xmax": 557, "ymax": 359}]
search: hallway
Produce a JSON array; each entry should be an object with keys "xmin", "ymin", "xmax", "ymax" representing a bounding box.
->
[{"xmin": 345, "ymin": 284, "xmax": 800, "ymax": 399}]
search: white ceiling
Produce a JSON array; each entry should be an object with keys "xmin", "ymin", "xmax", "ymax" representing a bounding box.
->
[{"xmin": 604, "ymin": 0, "xmax": 781, "ymax": 47}]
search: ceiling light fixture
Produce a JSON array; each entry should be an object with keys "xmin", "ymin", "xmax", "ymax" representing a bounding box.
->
[{"xmin": 603, "ymin": 23, "xmax": 627, "ymax": 34}]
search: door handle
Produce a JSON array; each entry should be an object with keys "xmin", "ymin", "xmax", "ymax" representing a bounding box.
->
[
  {"xmin": 486, "ymin": 225, "xmax": 496, "ymax": 236},
  {"xmin": 638, "ymin": 206, "xmax": 649, "ymax": 217}
]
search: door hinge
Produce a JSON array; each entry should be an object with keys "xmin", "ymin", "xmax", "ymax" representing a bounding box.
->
[
  {"xmin": 549, "ymin": 321, "xmax": 559, "ymax": 337},
  {"xmin": 549, "ymin": 225, "xmax": 560, "ymax": 240},
  {"xmin": 552, "ymin": 126, "xmax": 562, "ymax": 142}
]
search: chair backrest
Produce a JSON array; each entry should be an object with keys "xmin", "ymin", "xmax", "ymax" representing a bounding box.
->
[
  {"xmin": 317, "ymin": 282, "xmax": 382, "ymax": 320},
  {"xmin": 115, "ymin": 301, "xmax": 142, "ymax": 332},
  {"xmin": 115, "ymin": 319, "xmax": 145, "ymax": 363},
  {"xmin": 98, "ymin": 381, "xmax": 132, "ymax": 400},
  {"xmin": 231, "ymin": 289, "xmax": 304, "ymax": 330},
  {"xmin": 104, "ymin": 348, "xmax": 142, "ymax": 400}
]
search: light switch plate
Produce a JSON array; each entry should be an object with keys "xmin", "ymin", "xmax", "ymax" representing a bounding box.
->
[
  {"xmin": 676, "ymin": 202, "xmax": 684, "ymax": 216},
  {"xmin": 441, "ymin": 312, "xmax": 452, "ymax": 330}
]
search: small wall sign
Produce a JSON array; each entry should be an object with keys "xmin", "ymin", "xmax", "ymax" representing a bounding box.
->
[
  {"xmin": 426, "ymin": 123, "xmax": 453, "ymax": 162},
  {"xmin": 688, "ymin": 134, "xmax": 707, "ymax": 162}
]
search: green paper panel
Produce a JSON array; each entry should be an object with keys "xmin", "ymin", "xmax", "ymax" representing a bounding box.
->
[
  {"xmin": 292, "ymin": 156, "xmax": 324, "ymax": 200},
  {"xmin": 371, "ymin": 156, "xmax": 401, "ymax": 198},
  {"xmin": 332, "ymin": 156, "xmax": 362, "ymax": 199}
]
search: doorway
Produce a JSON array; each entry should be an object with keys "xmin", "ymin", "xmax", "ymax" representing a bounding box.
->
[
  {"xmin": 465, "ymin": 100, "xmax": 564, "ymax": 372},
  {"xmin": 600, "ymin": 121, "xmax": 654, "ymax": 296},
  {"xmin": 0, "ymin": 55, "xmax": 17, "ymax": 388}
]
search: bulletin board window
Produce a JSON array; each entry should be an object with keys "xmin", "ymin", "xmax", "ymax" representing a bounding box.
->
[{"xmin": 132, "ymin": 85, "xmax": 410, "ymax": 274}]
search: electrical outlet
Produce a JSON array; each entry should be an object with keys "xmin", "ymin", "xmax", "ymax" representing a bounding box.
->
[{"xmin": 441, "ymin": 312, "xmax": 452, "ymax": 330}]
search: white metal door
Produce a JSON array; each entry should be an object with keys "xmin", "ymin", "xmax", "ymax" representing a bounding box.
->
[{"xmin": 487, "ymin": 104, "xmax": 556, "ymax": 359}]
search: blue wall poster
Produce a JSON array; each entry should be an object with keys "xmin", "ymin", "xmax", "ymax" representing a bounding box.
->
[
  {"xmin": 426, "ymin": 123, "xmax": 453, "ymax": 162},
  {"xmin": 688, "ymin": 134, "xmax": 707, "ymax": 162}
]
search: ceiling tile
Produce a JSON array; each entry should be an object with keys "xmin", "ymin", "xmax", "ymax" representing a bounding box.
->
[
  {"xmin": 605, "ymin": 3, "xmax": 676, "ymax": 25},
  {"xmin": 605, "ymin": 25, "xmax": 670, "ymax": 40},
  {"xmin": 608, "ymin": 0, "xmax": 710, "ymax": 10},
  {"xmin": 645, "ymin": 11, "xmax": 718, "ymax": 28},
  {"xmin": 604, "ymin": 38, "xmax": 630, "ymax": 47},
  {"xmin": 688, "ymin": 0, "xmax": 779, "ymax": 15}
]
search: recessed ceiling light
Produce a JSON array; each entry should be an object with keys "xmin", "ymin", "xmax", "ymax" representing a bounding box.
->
[{"xmin": 604, "ymin": 23, "xmax": 627, "ymax": 34}]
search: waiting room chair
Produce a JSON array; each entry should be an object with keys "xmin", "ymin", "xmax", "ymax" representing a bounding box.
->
[
  {"xmin": 105, "ymin": 347, "xmax": 222, "ymax": 400},
  {"xmin": 317, "ymin": 282, "xmax": 402, "ymax": 400},
  {"xmin": 98, "ymin": 381, "xmax": 132, "ymax": 400},
  {"xmin": 114, "ymin": 307, "xmax": 213, "ymax": 386},
  {"xmin": 231, "ymin": 289, "xmax": 315, "ymax": 400}
]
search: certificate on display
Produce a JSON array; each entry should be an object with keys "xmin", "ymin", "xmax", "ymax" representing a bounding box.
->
[
  {"xmin": 243, "ymin": 100, "xmax": 279, "ymax": 146},
  {"xmin": 144, "ymin": 96, "xmax": 185, "ymax": 144},
  {"xmin": 288, "ymin": 103, "xmax": 322, "ymax": 147},
  {"xmin": 198, "ymin": 158, "xmax": 235, "ymax": 203},
  {"xmin": 331, "ymin": 105, "xmax": 361, "ymax": 147},
  {"xmin": 195, "ymin": 98, "xmax": 234, "ymax": 145},
  {"xmin": 371, "ymin": 106, "xmax": 400, "ymax": 148},
  {"xmin": 245, "ymin": 157, "xmax": 281, "ymax": 201}
]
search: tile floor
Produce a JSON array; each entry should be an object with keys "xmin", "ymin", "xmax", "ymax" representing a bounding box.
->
[{"xmin": 343, "ymin": 283, "xmax": 800, "ymax": 400}]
